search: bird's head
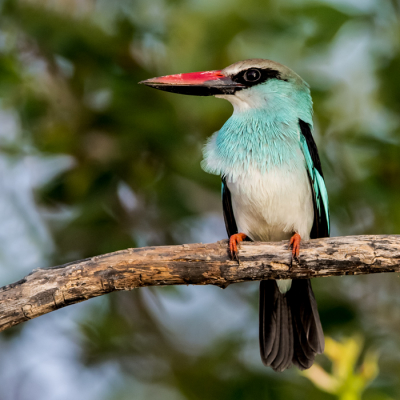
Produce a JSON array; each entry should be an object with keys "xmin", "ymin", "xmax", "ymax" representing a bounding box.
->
[{"xmin": 140, "ymin": 59, "xmax": 311, "ymax": 114}]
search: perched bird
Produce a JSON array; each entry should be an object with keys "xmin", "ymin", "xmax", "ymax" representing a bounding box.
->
[{"xmin": 140, "ymin": 59, "xmax": 329, "ymax": 371}]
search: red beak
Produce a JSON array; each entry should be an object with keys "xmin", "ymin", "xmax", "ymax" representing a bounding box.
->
[{"xmin": 139, "ymin": 70, "xmax": 245, "ymax": 96}]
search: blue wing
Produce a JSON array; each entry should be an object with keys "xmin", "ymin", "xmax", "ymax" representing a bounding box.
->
[{"xmin": 299, "ymin": 120, "xmax": 330, "ymax": 238}]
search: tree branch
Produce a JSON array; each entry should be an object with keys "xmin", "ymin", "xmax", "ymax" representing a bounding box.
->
[{"xmin": 0, "ymin": 235, "xmax": 399, "ymax": 333}]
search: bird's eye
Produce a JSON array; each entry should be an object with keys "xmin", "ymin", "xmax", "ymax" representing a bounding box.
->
[{"xmin": 244, "ymin": 69, "xmax": 261, "ymax": 82}]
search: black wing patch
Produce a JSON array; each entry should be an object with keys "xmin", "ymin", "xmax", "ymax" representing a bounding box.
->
[
  {"xmin": 299, "ymin": 119, "xmax": 330, "ymax": 239},
  {"xmin": 221, "ymin": 176, "xmax": 238, "ymax": 238}
]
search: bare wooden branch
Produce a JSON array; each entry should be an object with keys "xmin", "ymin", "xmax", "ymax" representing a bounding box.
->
[{"xmin": 0, "ymin": 235, "xmax": 399, "ymax": 333}]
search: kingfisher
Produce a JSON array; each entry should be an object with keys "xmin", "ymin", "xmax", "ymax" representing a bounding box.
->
[{"xmin": 140, "ymin": 59, "xmax": 329, "ymax": 372}]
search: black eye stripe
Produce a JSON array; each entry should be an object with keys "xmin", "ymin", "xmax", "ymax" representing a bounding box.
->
[{"xmin": 232, "ymin": 68, "xmax": 287, "ymax": 87}]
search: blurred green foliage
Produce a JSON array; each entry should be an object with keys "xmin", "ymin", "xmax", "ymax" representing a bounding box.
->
[
  {"xmin": 1, "ymin": 0, "xmax": 400, "ymax": 399},
  {"xmin": 303, "ymin": 336, "xmax": 381, "ymax": 400}
]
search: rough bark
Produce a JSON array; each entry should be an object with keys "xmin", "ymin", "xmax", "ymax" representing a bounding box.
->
[{"xmin": 0, "ymin": 235, "xmax": 400, "ymax": 333}]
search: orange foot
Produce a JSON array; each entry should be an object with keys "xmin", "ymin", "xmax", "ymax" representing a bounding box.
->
[
  {"xmin": 289, "ymin": 233, "xmax": 301, "ymax": 258},
  {"xmin": 229, "ymin": 233, "xmax": 247, "ymax": 260}
]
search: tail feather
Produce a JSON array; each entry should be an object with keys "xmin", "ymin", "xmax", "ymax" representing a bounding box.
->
[
  {"xmin": 259, "ymin": 279, "xmax": 324, "ymax": 372},
  {"xmin": 260, "ymin": 282, "xmax": 281, "ymax": 365},
  {"xmin": 272, "ymin": 294, "xmax": 294, "ymax": 372},
  {"xmin": 268, "ymin": 294, "xmax": 282, "ymax": 368},
  {"xmin": 259, "ymin": 279, "xmax": 277, "ymax": 359},
  {"xmin": 308, "ymin": 285, "xmax": 325, "ymax": 352}
]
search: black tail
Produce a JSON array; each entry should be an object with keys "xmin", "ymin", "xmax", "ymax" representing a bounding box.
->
[{"xmin": 259, "ymin": 279, "xmax": 324, "ymax": 372}]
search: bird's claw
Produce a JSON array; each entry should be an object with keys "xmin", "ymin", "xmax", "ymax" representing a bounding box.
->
[
  {"xmin": 229, "ymin": 233, "xmax": 247, "ymax": 261},
  {"xmin": 289, "ymin": 233, "xmax": 301, "ymax": 262}
]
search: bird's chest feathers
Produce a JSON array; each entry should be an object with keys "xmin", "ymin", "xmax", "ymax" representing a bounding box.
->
[
  {"xmin": 202, "ymin": 110, "xmax": 313, "ymax": 241},
  {"xmin": 227, "ymin": 166, "xmax": 313, "ymax": 241},
  {"xmin": 202, "ymin": 110, "xmax": 304, "ymax": 182}
]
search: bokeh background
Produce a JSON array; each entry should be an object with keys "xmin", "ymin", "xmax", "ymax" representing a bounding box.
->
[{"xmin": 0, "ymin": 0, "xmax": 399, "ymax": 399}]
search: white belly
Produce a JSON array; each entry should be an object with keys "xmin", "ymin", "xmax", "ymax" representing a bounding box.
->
[{"xmin": 227, "ymin": 165, "xmax": 314, "ymax": 242}]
